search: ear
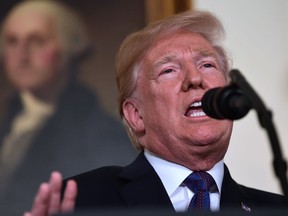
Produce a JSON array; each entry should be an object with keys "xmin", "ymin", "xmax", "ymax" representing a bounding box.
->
[{"xmin": 122, "ymin": 99, "xmax": 145, "ymax": 133}]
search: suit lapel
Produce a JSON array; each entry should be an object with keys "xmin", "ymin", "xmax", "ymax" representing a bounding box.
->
[
  {"xmin": 116, "ymin": 155, "xmax": 255, "ymax": 212},
  {"xmin": 118, "ymin": 152, "xmax": 174, "ymax": 209},
  {"xmin": 220, "ymin": 164, "xmax": 253, "ymax": 212}
]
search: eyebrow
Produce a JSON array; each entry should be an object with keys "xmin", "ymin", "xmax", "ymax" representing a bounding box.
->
[
  {"xmin": 195, "ymin": 49, "xmax": 218, "ymax": 59},
  {"xmin": 154, "ymin": 54, "xmax": 178, "ymax": 69}
]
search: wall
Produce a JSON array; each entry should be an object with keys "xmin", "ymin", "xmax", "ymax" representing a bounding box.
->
[{"xmin": 194, "ymin": 0, "xmax": 288, "ymax": 194}]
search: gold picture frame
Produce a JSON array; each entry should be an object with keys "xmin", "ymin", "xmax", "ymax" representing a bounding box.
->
[{"xmin": 145, "ymin": 0, "xmax": 192, "ymax": 24}]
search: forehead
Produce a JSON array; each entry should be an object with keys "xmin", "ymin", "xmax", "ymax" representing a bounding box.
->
[
  {"xmin": 145, "ymin": 31, "xmax": 216, "ymax": 62},
  {"xmin": 4, "ymin": 10, "xmax": 55, "ymax": 37}
]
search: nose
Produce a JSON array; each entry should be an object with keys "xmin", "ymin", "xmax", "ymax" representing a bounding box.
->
[
  {"xmin": 181, "ymin": 65, "xmax": 205, "ymax": 91},
  {"xmin": 17, "ymin": 43, "xmax": 30, "ymax": 63}
]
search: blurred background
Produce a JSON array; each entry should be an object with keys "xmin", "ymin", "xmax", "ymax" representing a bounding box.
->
[{"xmin": 0, "ymin": 0, "xmax": 287, "ymax": 211}]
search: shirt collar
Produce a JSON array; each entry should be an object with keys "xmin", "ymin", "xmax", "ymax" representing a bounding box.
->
[{"xmin": 144, "ymin": 150, "xmax": 224, "ymax": 196}]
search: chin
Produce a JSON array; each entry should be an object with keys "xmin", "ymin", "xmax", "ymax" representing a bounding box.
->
[
  {"xmin": 16, "ymin": 83, "xmax": 42, "ymax": 92},
  {"xmin": 181, "ymin": 157, "xmax": 217, "ymax": 171},
  {"xmin": 193, "ymin": 162, "xmax": 216, "ymax": 171},
  {"xmin": 192, "ymin": 126, "xmax": 231, "ymax": 144},
  {"xmin": 190, "ymin": 134, "xmax": 220, "ymax": 146},
  {"xmin": 16, "ymin": 84, "xmax": 35, "ymax": 90}
]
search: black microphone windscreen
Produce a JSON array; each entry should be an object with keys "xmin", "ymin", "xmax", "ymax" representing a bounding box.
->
[
  {"xmin": 202, "ymin": 86, "xmax": 252, "ymax": 120},
  {"xmin": 202, "ymin": 87, "xmax": 223, "ymax": 119}
]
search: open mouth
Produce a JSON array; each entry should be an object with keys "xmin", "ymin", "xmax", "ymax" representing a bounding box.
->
[{"xmin": 185, "ymin": 101, "xmax": 206, "ymax": 117}]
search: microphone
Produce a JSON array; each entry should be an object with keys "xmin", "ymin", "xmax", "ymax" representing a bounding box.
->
[{"xmin": 201, "ymin": 85, "xmax": 252, "ymax": 120}]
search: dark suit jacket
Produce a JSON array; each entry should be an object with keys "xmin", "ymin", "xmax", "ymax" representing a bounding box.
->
[
  {"xmin": 67, "ymin": 151, "xmax": 287, "ymax": 213},
  {"xmin": 0, "ymin": 82, "xmax": 137, "ymax": 215}
]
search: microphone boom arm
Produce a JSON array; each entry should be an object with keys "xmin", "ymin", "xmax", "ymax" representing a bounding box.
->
[{"xmin": 230, "ymin": 69, "xmax": 288, "ymax": 200}]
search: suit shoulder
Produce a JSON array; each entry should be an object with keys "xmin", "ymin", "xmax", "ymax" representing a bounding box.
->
[
  {"xmin": 67, "ymin": 166, "xmax": 124, "ymax": 184},
  {"xmin": 64, "ymin": 166, "xmax": 127, "ymax": 208}
]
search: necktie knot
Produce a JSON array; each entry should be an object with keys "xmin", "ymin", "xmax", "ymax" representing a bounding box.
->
[
  {"xmin": 183, "ymin": 171, "xmax": 216, "ymax": 192},
  {"xmin": 183, "ymin": 171, "xmax": 216, "ymax": 211}
]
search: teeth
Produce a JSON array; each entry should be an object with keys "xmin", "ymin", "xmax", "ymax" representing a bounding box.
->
[
  {"xmin": 186, "ymin": 101, "xmax": 206, "ymax": 117},
  {"xmin": 190, "ymin": 101, "xmax": 202, "ymax": 107},
  {"xmin": 189, "ymin": 111, "xmax": 206, "ymax": 117}
]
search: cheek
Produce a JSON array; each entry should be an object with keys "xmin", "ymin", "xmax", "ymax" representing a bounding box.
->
[
  {"xmin": 205, "ymin": 72, "xmax": 227, "ymax": 87},
  {"xmin": 215, "ymin": 74, "xmax": 227, "ymax": 86},
  {"xmin": 33, "ymin": 47, "xmax": 61, "ymax": 70},
  {"xmin": 141, "ymin": 90, "xmax": 175, "ymax": 129},
  {"xmin": 141, "ymin": 84, "xmax": 164, "ymax": 108},
  {"xmin": 3, "ymin": 51, "xmax": 17, "ymax": 71}
]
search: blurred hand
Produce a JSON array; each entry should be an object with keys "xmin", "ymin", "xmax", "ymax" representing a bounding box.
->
[{"xmin": 23, "ymin": 171, "xmax": 77, "ymax": 216}]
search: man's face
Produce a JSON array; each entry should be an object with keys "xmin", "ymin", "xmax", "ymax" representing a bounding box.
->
[
  {"xmin": 127, "ymin": 31, "xmax": 233, "ymax": 170},
  {"xmin": 2, "ymin": 11, "xmax": 62, "ymax": 92}
]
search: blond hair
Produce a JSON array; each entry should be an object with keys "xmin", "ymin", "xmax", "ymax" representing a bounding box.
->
[{"xmin": 116, "ymin": 10, "xmax": 230, "ymax": 150}]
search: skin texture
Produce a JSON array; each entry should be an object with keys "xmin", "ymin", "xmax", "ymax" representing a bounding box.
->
[
  {"xmin": 123, "ymin": 31, "xmax": 233, "ymax": 171},
  {"xmin": 2, "ymin": 10, "xmax": 66, "ymax": 101}
]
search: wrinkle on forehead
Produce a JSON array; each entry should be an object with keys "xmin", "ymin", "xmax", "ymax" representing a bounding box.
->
[{"xmin": 151, "ymin": 47, "xmax": 218, "ymax": 72}]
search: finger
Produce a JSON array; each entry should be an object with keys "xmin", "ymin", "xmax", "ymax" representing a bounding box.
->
[
  {"xmin": 30, "ymin": 183, "xmax": 51, "ymax": 216},
  {"xmin": 23, "ymin": 212, "xmax": 31, "ymax": 216},
  {"xmin": 48, "ymin": 171, "xmax": 63, "ymax": 215},
  {"xmin": 60, "ymin": 180, "xmax": 78, "ymax": 213}
]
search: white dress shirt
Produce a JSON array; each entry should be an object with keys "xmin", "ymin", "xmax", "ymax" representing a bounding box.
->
[{"xmin": 144, "ymin": 150, "xmax": 224, "ymax": 212}]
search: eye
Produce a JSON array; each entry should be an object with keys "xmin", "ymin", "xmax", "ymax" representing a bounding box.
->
[
  {"xmin": 162, "ymin": 68, "xmax": 174, "ymax": 74},
  {"xmin": 202, "ymin": 63, "xmax": 215, "ymax": 68},
  {"xmin": 157, "ymin": 63, "xmax": 180, "ymax": 78},
  {"xmin": 4, "ymin": 35, "xmax": 17, "ymax": 47}
]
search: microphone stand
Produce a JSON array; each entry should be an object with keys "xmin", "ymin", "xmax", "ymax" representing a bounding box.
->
[{"xmin": 230, "ymin": 69, "xmax": 288, "ymax": 201}]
